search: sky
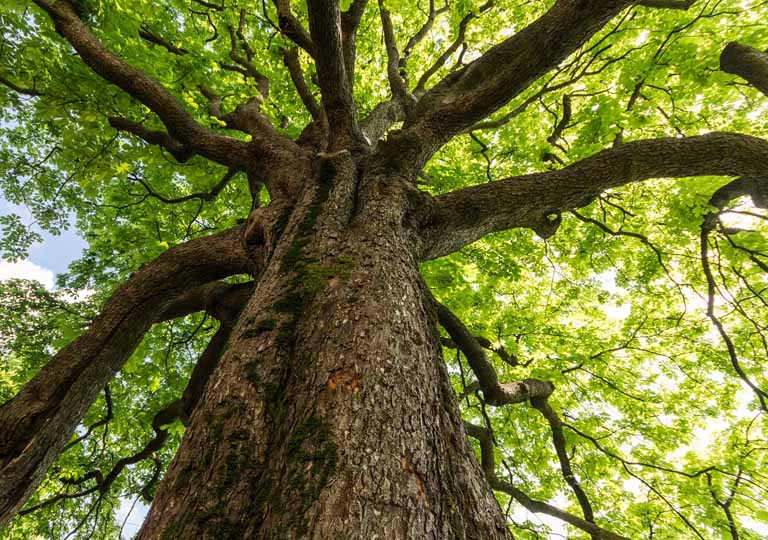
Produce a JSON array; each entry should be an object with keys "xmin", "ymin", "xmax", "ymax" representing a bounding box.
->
[{"xmin": 0, "ymin": 198, "xmax": 87, "ymax": 290}]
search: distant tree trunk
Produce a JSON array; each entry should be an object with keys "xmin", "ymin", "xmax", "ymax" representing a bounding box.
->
[{"xmin": 136, "ymin": 154, "xmax": 510, "ymax": 539}]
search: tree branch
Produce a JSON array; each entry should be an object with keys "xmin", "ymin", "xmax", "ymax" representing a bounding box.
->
[
  {"xmin": 379, "ymin": 0, "xmax": 413, "ymax": 105},
  {"xmin": 637, "ymin": 0, "xmax": 696, "ymax": 8},
  {"xmin": 340, "ymin": 0, "xmax": 368, "ymax": 88},
  {"xmin": 464, "ymin": 422, "xmax": 631, "ymax": 540},
  {"xmin": 384, "ymin": 0, "xmax": 632, "ymax": 176},
  {"xmin": 413, "ymin": 1, "xmax": 493, "ymax": 96},
  {"xmin": 419, "ymin": 132, "xmax": 768, "ymax": 260},
  {"xmin": 306, "ymin": 0, "xmax": 362, "ymax": 149},
  {"xmin": 435, "ymin": 299, "xmax": 554, "ymax": 406},
  {"xmin": 700, "ymin": 179, "xmax": 768, "ymax": 411},
  {"xmin": 721, "ymin": 42, "xmax": 768, "ymax": 98},
  {"xmin": 32, "ymin": 0, "xmax": 255, "ymax": 168},
  {"xmin": 283, "ymin": 47, "xmax": 324, "ymax": 122},
  {"xmin": 530, "ymin": 397, "xmax": 597, "ymax": 528},
  {"xmin": 0, "ymin": 225, "xmax": 252, "ymax": 526},
  {"xmin": 108, "ymin": 116, "xmax": 194, "ymax": 163},
  {"xmin": 0, "ymin": 74, "xmax": 43, "ymax": 96},
  {"xmin": 274, "ymin": 0, "xmax": 316, "ymax": 57},
  {"xmin": 138, "ymin": 25, "xmax": 188, "ymax": 56}
]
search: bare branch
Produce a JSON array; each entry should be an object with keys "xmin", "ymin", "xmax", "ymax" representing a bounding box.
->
[{"xmin": 419, "ymin": 132, "xmax": 768, "ymax": 260}]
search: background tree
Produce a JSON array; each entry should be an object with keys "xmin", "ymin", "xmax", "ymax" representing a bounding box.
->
[{"xmin": 1, "ymin": 0, "xmax": 767, "ymax": 538}]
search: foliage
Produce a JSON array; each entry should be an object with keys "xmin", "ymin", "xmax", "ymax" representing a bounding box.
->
[{"xmin": 1, "ymin": 0, "xmax": 767, "ymax": 538}]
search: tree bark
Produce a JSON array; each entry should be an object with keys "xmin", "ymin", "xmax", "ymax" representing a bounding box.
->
[
  {"xmin": 136, "ymin": 155, "xmax": 510, "ymax": 539},
  {"xmin": 721, "ymin": 42, "xmax": 768, "ymax": 97}
]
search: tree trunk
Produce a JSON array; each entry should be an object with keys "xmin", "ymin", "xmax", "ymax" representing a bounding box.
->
[{"xmin": 137, "ymin": 154, "xmax": 510, "ymax": 539}]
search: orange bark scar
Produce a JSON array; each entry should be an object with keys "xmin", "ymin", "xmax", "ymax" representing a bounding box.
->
[
  {"xmin": 400, "ymin": 456, "xmax": 427, "ymax": 501},
  {"xmin": 326, "ymin": 368, "xmax": 362, "ymax": 393}
]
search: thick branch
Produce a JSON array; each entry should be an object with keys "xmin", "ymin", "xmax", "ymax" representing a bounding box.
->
[
  {"xmin": 274, "ymin": 0, "xmax": 316, "ymax": 56},
  {"xmin": 464, "ymin": 422, "xmax": 631, "ymax": 540},
  {"xmin": 419, "ymin": 132, "xmax": 768, "ymax": 260},
  {"xmin": 32, "ymin": 0, "xmax": 254, "ymax": 168},
  {"xmin": 721, "ymin": 42, "xmax": 768, "ymax": 97},
  {"xmin": 24, "ymin": 316, "xmax": 240, "ymax": 514},
  {"xmin": 306, "ymin": 0, "xmax": 361, "ymax": 149},
  {"xmin": 359, "ymin": 99, "xmax": 404, "ymax": 146},
  {"xmin": 385, "ymin": 0, "xmax": 631, "ymax": 176},
  {"xmin": 435, "ymin": 300, "xmax": 553, "ymax": 406},
  {"xmin": 0, "ymin": 226, "xmax": 251, "ymax": 526}
]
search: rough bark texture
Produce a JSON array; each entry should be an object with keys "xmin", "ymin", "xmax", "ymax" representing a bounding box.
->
[
  {"xmin": 6, "ymin": 0, "xmax": 767, "ymax": 537},
  {"xmin": 133, "ymin": 156, "xmax": 510, "ymax": 539},
  {"xmin": 721, "ymin": 41, "xmax": 768, "ymax": 98}
]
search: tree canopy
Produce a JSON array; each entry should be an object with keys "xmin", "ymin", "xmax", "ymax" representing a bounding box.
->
[{"xmin": 1, "ymin": 0, "xmax": 767, "ymax": 538}]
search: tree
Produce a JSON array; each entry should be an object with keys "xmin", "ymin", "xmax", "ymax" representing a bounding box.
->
[{"xmin": 0, "ymin": 0, "xmax": 767, "ymax": 537}]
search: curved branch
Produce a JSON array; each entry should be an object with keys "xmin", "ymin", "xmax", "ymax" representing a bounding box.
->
[
  {"xmin": 721, "ymin": 42, "xmax": 768, "ymax": 98},
  {"xmin": 419, "ymin": 132, "xmax": 768, "ymax": 260},
  {"xmin": 129, "ymin": 168, "xmax": 239, "ymax": 205},
  {"xmin": 435, "ymin": 299, "xmax": 553, "ymax": 406},
  {"xmin": 0, "ymin": 226, "xmax": 251, "ymax": 527},
  {"xmin": 0, "ymin": 74, "xmax": 43, "ymax": 96},
  {"xmin": 530, "ymin": 397, "xmax": 596, "ymax": 527},
  {"xmin": 32, "ymin": 0, "xmax": 255, "ymax": 168},
  {"xmin": 108, "ymin": 116, "xmax": 193, "ymax": 163},
  {"xmin": 138, "ymin": 25, "xmax": 188, "ymax": 56},
  {"xmin": 385, "ymin": 0, "xmax": 632, "ymax": 176},
  {"xmin": 464, "ymin": 422, "xmax": 631, "ymax": 540}
]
